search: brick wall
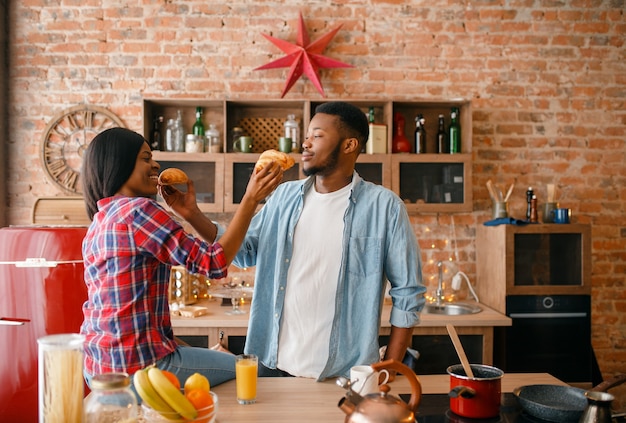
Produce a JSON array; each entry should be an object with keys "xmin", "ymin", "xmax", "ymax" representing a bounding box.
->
[
  {"xmin": 0, "ymin": 0, "xmax": 7, "ymax": 228},
  {"xmin": 6, "ymin": 0, "xmax": 626, "ymax": 400}
]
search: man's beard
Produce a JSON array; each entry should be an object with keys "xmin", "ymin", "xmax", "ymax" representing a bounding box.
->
[{"xmin": 303, "ymin": 142, "xmax": 342, "ymax": 177}]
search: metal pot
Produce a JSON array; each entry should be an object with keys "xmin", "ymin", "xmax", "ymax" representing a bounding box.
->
[
  {"xmin": 447, "ymin": 364, "xmax": 503, "ymax": 419},
  {"xmin": 514, "ymin": 374, "xmax": 626, "ymax": 422}
]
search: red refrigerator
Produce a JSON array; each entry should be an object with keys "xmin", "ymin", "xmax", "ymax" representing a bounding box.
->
[{"xmin": 0, "ymin": 226, "xmax": 88, "ymax": 423}]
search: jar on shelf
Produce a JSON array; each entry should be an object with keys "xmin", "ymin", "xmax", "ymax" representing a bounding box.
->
[
  {"xmin": 185, "ymin": 134, "xmax": 204, "ymax": 153},
  {"xmin": 206, "ymin": 124, "xmax": 222, "ymax": 153},
  {"xmin": 83, "ymin": 372, "xmax": 138, "ymax": 423}
]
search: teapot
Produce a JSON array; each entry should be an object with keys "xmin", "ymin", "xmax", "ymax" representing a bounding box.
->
[{"xmin": 338, "ymin": 359, "xmax": 422, "ymax": 423}]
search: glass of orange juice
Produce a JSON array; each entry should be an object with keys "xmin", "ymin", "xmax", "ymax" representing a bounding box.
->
[{"xmin": 235, "ymin": 354, "xmax": 258, "ymax": 404}]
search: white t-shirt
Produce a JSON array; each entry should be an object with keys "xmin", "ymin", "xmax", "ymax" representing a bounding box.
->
[{"xmin": 276, "ymin": 182, "xmax": 352, "ymax": 377}]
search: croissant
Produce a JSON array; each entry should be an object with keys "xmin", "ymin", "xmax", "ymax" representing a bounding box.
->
[
  {"xmin": 158, "ymin": 168, "xmax": 189, "ymax": 185},
  {"xmin": 255, "ymin": 149, "xmax": 295, "ymax": 172}
]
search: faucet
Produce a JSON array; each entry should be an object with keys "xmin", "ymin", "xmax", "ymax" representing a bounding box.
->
[{"xmin": 435, "ymin": 261, "xmax": 445, "ymax": 305}]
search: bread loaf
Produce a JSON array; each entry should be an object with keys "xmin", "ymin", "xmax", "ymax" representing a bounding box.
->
[
  {"xmin": 255, "ymin": 149, "xmax": 295, "ymax": 172},
  {"xmin": 158, "ymin": 168, "xmax": 189, "ymax": 185}
]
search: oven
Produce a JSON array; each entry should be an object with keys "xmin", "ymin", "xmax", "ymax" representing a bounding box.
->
[{"xmin": 494, "ymin": 294, "xmax": 593, "ymax": 384}]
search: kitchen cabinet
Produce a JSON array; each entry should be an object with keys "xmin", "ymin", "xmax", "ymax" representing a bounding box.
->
[
  {"xmin": 152, "ymin": 151, "xmax": 224, "ymax": 213},
  {"xmin": 223, "ymin": 152, "xmax": 303, "ymax": 212},
  {"xmin": 476, "ymin": 223, "xmax": 592, "ymax": 313},
  {"xmin": 476, "ymin": 223, "xmax": 594, "ymax": 384},
  {"xmin": 171, "ymin": 299, "xmax": 511, "ymax": 373},
  {"xmin": 142, "ymin": 98, "xmax": 472, "ymax": 213}
]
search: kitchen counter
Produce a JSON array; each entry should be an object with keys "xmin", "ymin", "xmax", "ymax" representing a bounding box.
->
[
  {"xmin": 171, "ymin": 300, "xmax": 511, "ymax": 364},
  {"xmin": 210, "ymin": 373, "xmax": 566, "ymax": 423}
]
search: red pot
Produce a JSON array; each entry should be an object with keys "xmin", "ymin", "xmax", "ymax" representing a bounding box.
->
[{"xmin": 447, "ymin": 364, "xmax": 503, "ymax": 419}]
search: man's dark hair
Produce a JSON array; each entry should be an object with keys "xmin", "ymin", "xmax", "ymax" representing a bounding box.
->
[
  {"xmin": 82, "ymin": 127, "xmax": 145, "ymax": 220},
  {"xmin": 314, "ymin": 101, "xmax": 369, "ymax": 150}
]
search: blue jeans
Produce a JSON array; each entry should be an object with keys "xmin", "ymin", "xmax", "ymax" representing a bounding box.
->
[
  {"xmin": 155, "ymin": 345, "xmax": 236, "ymax": 387},
  {"xmin": 84, "ymin": 346, "xmax": 236, "ymax": 402}
]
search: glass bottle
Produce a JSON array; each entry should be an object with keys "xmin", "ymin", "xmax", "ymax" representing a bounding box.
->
[
  {"xmin": 448, "ymin": 107, "xmax": 461, "ymax": 153},
  {"xmin": 206, "ymin": 123, "xmax": 221, "ymax": 153},
  {"xmin": 368, "ymin": 106, "xmax": 375, "ymax": 124},
  {"xmin": 436, "ymin": 114, "xmax": 447, "ymax": 154},
  {"xmin": 150, "ymin": 116, "xmax": 163, "ymax": 151},
  {"xmin": 192, "ymin": 106, "xmax": 205, "ymax": 137},
  {"xmin": 173, "ymin": 110, "xmax": 185, "ymax": 152},
  {"xmin": 414, "ymin": 114, "xmax": 426, "ymax": 154},
  {"xmin": 284, "ymin": 114, "xmax": 300, "ymax": 153},
  {"xmin": 392, "ymin": 112, "xmax": 411, "ymax": 153},
  {"xmin": 165, "ymin": 113, "xmax": 185, "ymax": 153},
  {"xmin": 83, "ymin": 372, "xmax": 138, "ymax": 423}
]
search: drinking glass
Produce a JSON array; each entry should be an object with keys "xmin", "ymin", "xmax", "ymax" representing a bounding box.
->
[
  {"xmin": 225, "ymin": 284, "xmax": 246, "ymax": 315},
  {"xmin": 235, "ymin": 354, "xmax": 258, "ymax": 404}
]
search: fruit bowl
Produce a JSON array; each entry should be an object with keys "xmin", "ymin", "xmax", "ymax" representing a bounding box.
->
[{"xmin": 141, "ymin": 391, "xmax": 218, "ymax": 423}]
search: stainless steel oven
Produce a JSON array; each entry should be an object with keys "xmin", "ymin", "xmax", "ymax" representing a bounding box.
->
[{"xmin": 494, "ymin": 294, "xmax": 593, "ymax": 384}]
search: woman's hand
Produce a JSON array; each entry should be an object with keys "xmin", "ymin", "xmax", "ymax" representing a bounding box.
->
[{"xmin": 158, "ymin": 179, "xmax": 202, "ymax": 221}]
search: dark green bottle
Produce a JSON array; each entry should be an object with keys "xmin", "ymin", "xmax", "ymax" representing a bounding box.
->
[
  {"xmin": 448, "ymin": 107, "xmax": 461, "ymax": 154},
  {"xmin": 193, "ymin": 107, "xmax": 205, "ymax": 136}
]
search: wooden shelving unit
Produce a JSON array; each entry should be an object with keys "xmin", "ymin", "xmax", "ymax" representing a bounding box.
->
[{"xmin": 143, "ymin": 98, "xmax": 473, "ymax": 214}]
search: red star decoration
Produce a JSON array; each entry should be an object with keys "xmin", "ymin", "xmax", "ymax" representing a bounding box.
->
[{"xmin": 255, "ymin": 13, "xmax": 353, "ymax": 98}]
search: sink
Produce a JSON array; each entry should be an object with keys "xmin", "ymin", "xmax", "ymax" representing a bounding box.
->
[{"xmin": 423, "ymin": 302, "xmax": 482, "ymax": 315}]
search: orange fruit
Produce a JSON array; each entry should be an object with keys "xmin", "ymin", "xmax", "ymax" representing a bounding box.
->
[
  {"xmin": 185, "ymin": 388, "xmax": 214, "ymax": 423},
  {"xmin": 161, "ymin": 369, "xmax": 181, "ymax": 390}
]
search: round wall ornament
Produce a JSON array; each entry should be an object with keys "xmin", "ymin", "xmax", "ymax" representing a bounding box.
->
[{"xmin": 40, "ymin": 104, "xmax": 124, "ymax": 195}]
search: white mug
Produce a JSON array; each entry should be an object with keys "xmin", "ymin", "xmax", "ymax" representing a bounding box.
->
[{"xmin": 350, "ymin": 365, "xmax": 390, "ymax": 395}]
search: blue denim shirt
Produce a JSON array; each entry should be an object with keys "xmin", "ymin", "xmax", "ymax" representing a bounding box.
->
[{"xmin": 233, "ymin": 172, "xmax": 425, "ymax": 381}]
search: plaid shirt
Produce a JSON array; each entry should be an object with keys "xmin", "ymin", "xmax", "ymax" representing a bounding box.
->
[{"xmin": 81, "ymin": 196, "xmax": 227, "ymax": 376}]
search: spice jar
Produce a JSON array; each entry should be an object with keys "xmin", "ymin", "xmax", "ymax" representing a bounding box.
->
[{"xmin": 83, "ymin": 372, "xmax": 138, "ymax": 423}]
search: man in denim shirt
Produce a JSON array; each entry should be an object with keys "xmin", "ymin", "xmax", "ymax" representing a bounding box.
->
[{"xmin": 233, "ymin": 101, "xmax": 426, "ymax": 381}]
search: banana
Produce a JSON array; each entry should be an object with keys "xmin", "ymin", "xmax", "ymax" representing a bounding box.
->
[
  {"xmin": 133, "ymin": 368, "xmax": 180, "ymax": 420},
  {"xmin": 148, "ymin": 367, "xmax": 198, "ymax": 421}
]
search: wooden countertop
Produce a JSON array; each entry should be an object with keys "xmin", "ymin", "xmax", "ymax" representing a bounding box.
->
[
  {"xmin": 171, "ymin": 299, "xmax": 511, "ymax": 329},
  {"xmin": 210, "ymin": 373, "xmax": 565, "ymax": 422}
]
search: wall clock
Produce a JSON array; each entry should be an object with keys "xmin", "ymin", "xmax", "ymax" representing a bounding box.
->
[{"xmin": 40, "ymin": 104, "xmax": 124, "ymax": 195}]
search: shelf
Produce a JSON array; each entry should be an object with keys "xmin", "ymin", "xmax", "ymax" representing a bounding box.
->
[
  {"xmin": 223, "ymin": 153, "xmax": 302, "ymax": 212},
  {"xmin": 225, "ymin": 100, "xmax": 307, "ymax": 153},
  {"xmin": 152, "ymin": 151, "xmax": 224, "ymax": 213},
  {"xmin": 144, "ymin": 98, "xmax": 473, "ymax": 214},
  {"xmin": 393, "ymin": 100, "xmax": 472, "ymax": 154},
  {"xmin": 391, "ymin": 154, "xmax": 472, "ymax": 213}
]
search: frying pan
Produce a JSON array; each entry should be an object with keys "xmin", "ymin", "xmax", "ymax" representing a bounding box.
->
[{"xmin": 514, "ymin": 374, "xmax": 626, "ymax": 422}]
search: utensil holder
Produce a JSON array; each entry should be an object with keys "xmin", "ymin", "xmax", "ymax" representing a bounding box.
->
[
  {"xmin": 492, "ymin": 201, "xmax": 509, "ymax": 219},
  {"xmin": 542, "ymin": 202, "xmax": 558, "ymax": 223}
]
